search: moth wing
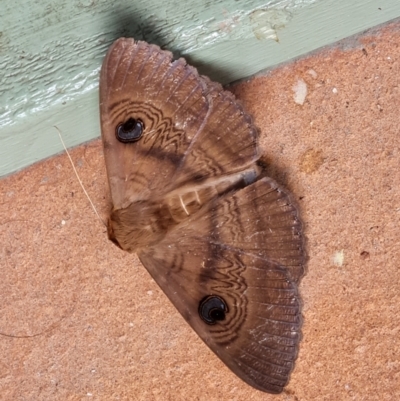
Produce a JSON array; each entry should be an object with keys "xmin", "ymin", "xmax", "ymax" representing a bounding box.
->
[
  {"xmin": 138, "ymin": 177, "xmax": 305, "ymax": 393},
  {"xmin": 100, "ymin": 38, "xmax": 259, "ymax": 210}
]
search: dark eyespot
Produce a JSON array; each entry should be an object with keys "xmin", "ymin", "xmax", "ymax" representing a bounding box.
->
[
  {"xmin": 116, "ymin": 118, "xmax": 144, "ymax": 143},
  {"xmin": 199, "ymin": 295, "xmax": 228, "ymax": 324}
]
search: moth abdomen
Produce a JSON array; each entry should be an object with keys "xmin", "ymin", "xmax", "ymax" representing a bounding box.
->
[
  {"xmin": 165, "ymin": 167, "xmax": 261, "ymax": 222},
  {"xmin": 165, "ymin": 187, "xmax": 217, "ymax": 222}
]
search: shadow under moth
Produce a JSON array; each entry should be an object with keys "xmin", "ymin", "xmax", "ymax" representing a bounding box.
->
[{"xmin": 99, "ymin": 38, "xmax": 305, "ymax": 394}]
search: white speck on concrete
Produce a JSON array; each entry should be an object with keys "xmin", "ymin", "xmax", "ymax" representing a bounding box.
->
[
  {"xmin": 333, "ymin": 250, "xmax": 344, "ymax": 267},
  {"xmin": 292, "ymin": 78, "xmax": 308, "ymax": 105},
  {"xmin": 307, "ymin": 69, "xmax": 318, "ymax": 78}
]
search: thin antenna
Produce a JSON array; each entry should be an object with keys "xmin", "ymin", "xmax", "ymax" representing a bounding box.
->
[{"xmin": 55, "ymin": 126, "xmax": 106, "ymax": 227}]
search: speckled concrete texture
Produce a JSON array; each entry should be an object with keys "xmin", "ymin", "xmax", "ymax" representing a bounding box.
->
[{"xmin": 1, "ymin": 21, "xmax": 399, "ymax": 401}]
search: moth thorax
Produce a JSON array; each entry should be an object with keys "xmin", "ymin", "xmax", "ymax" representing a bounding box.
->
[{"xmin": 107, "ymin": 201, "xmax": 174, "ymax": 252}]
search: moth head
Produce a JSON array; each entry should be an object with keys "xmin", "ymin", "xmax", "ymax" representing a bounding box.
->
[
  {"xmin": 106, "ymin": 201, "xmax": 172, "ymax": 252},
  {"xmin": 106, "ymin": 218, "xmax": 124, "ymax": 250}
]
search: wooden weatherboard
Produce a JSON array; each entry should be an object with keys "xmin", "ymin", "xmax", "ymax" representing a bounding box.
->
[{"xmin": 1, "ymin": 0, "xmax": 400, "ymax": 178}]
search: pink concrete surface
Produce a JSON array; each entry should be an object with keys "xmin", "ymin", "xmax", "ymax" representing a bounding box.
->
[{"xmin": 1, "ymin": 21, "xmax": 400, "ymax": 400}]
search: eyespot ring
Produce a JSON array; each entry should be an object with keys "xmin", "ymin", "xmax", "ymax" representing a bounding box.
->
[
  {"xmin": 198, "ymin": 295, "xmax": 228, "ymax": 325},
  {"xmin": 116, "ymin": 118, "xmax": 144, "ymax": 143}
]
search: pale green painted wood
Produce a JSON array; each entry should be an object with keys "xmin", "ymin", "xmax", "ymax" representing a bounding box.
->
[{"xmin": 1, "ymin": 0, "xmax": 400, "ymax": 177}]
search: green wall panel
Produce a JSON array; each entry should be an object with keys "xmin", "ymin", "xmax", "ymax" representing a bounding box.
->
[{"xmin": 1, "ymin": 0, "xmax": 400, "ymax": 177}]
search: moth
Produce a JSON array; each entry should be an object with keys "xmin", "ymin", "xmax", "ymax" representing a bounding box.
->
[{"xmin": 99, "ymin": 38, "xmax": 305, "ymax": 394}]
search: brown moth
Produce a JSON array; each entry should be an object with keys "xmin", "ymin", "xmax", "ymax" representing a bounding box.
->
[{"xmin": 99, "ymin": 38, "xmax": 305, "ymax": 394}]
